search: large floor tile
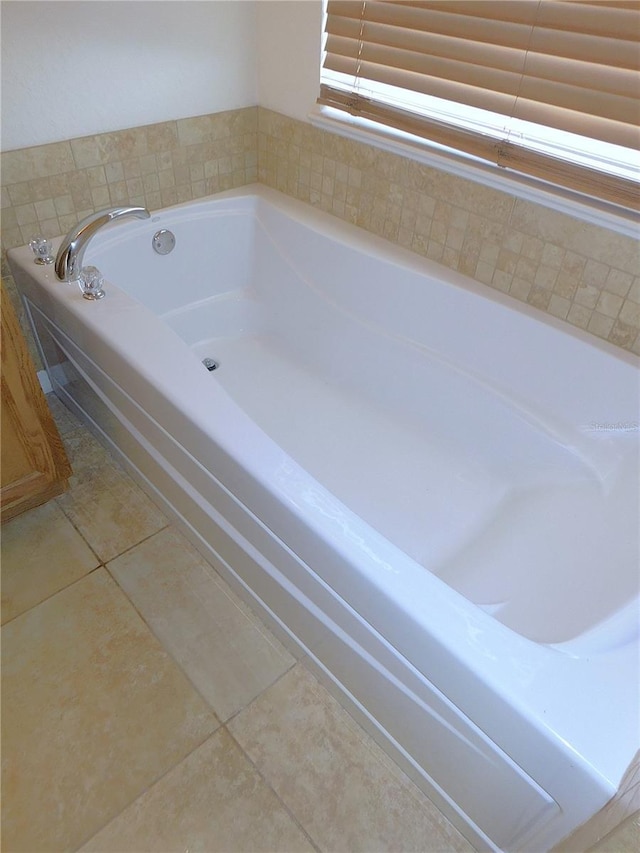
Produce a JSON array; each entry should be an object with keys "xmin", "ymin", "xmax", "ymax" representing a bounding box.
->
[
  {"xmin": 1, "ymin": 500, "xmax": 99, "ymax": 624},
  {"xmin": 56, "ymin": 428, "xmax": 167, "ymax": 561},
  {"xmin": 81, "ymin": 727, "xmax": 315, "ymax": 852},
  {"xmin": 229, "ymin": 665, "xmax": 473, "ymax": 853},
  {"xmin": 1, "ymin": 569, "xmax": 219, "ymax": 852},
  {"xmin": 108, "ymin": 526, "xmax": 295, "ymax": 720}
]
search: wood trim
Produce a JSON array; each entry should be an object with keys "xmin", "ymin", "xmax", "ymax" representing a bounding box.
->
[{"xmin": 1, "ymin": 284, "xmax": 72, "ymax": 522}]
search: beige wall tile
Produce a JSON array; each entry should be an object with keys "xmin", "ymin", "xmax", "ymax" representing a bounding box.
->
[
  {"xmin": 80, "ymin": 729, "xmax": 314, "ymax": 852},
  {"xmin": 567, "ymin": 303, "xmax": 593, "ymax": 330},
  {"xmin": 1, "ymin": 141, "xmax": 75, "ymax": 184},
  {"xmin": 627, "ymin": 278, "xmax": 640, "ymax": 304},
  {"xmin": 229, "ymin": 665, "xmax": 473, "ymax": 853},
  {"xmin": 548, "ymin": 294, "xmax": 572, "ymax": 320},
  {"xmin": 107, "ymin": 526, "xmax": 295, "ymax": 721},
  {"xmin": 620, "ymin": 299, "xmax": 640, "ymax": 328},
  {"xmin": 596, "ymin": 291, "xmax": 624, "ymax": 319},
  {"xmin": 1, "ymin": 569, "xmax": 218, "ymax": 852},
  {"xmin": 143, "ymin": 120, "xmax": 179, "ymax": 153},
  {"xmin": 588, "ymin": 312, "xmax": 615, "ymax": 339},
  {"xmin": 605, "ymin": 268, "xmax": 634, "ymax": 298},
  {"xmin": 256, "ymin": 106, "xmax": 639, "ymax": 353},
  {"xmin": 609, "ymin": 319, "xmax": 638, "ymax": 349},
  {"xmin": 3, "ymin": 105, "xmax": 638, "ymax": 359}
]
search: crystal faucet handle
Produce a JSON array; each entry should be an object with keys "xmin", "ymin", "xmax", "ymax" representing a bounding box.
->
[
  {"xmin": 29, "ymin": 235, "xmax": 54, "ymax": 265},
  {"xmin": 78, "ymin": 266, "xmax": 106, "ymax": 300}
]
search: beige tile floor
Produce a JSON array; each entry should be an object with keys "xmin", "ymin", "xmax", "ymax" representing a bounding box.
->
[
  {"xmin": 2, "ymin": 395, "xmax": 637, "ymax": 853},
  {"xmin": 1, "ymin": 394, "xmax": 473, "ymax": 853}
]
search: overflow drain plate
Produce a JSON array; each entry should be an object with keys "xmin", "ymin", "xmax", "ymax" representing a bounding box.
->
[
  {"xmin": 152, "ymin": 229, "xmax": 176, "ymax": 255},
  {"xmin": 202, "ymin": 357, "xmax": 219, "ymax": 372}
]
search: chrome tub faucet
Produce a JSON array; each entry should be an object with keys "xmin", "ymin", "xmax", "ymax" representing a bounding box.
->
[{"xmin": 55, "ymin": 206, "xmax": 151, "ymax": 282}]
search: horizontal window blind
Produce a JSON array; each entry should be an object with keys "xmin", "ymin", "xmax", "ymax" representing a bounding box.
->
[{"xmin": 319, "ymin": 1, "xmax": 640, "ymax": 209}]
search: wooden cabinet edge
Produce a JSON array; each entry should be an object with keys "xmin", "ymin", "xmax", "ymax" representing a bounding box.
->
[{"xmin": 1, "ymin": 283, "xmax": 72, "ymax": 522}]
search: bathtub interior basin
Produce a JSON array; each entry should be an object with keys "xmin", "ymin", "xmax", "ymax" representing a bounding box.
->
[{"xmin": 85, "ymin": 192, "xmax": 640, "ymax": 647}]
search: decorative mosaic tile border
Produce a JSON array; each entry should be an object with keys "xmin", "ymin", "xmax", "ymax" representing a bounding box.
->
[
  {"xmin": 0, "ymin": 107, "xmax": 258, "ymax": 365},
  {"xmin": 1, "ymin": 105, "xmax": 639, "ymax": 356},
  {"xmin": 1, "ymin": 107, "xmax": 258, "ymax": 255}
]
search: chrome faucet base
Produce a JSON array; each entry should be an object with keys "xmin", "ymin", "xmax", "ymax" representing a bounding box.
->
[{"xmin": 55, "ymin": 205, "xmax": 150, "ymax": 282}]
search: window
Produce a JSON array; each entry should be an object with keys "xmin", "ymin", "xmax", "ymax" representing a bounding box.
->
[{"xmin": 319, "ymin": 1, "xmax": 640, "ymax": 210}]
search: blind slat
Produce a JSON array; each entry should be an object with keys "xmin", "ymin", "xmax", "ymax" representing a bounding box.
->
[
  {"xmin": 325, "ymin": 55, "xmax": 520, "ymax": 115},
  {"xmin": 321, "ymin": 0, "xmax": 640, "ymax": 208},
  {"xmin": 327, "ymin": 14, "xmax": 639, "ymax": 70},
  {"xmin": 326, "ymin": 32, "xmax": 638, "ymax": 105},
  {"xmin": 329, "ymin": 1, "xmax": 540, "ymax": 28},
  {"xmin": 534, "ymin": 0, "xmax": 640, "ymax": 40},
  {"xmin": 325, "ymin": 37, "xmax": 526, "ymax": 96},
  {"xmin": 319, "ymin": 84, "xmax": 640, "ymax": 210},
  {"xmin": 327, "ymin": 2, "xmax": 536, "ymax": 39},
  {"xmin": 326, "ymin": 22, "xmax": 531, "ymax": 70}
]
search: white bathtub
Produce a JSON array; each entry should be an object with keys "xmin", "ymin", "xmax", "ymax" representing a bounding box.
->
[{"xmin": 10, "ymin": 185, "xmax": 639, "ymax": 851}]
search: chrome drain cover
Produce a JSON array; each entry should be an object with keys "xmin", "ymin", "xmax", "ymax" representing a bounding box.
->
[
  {"xmin": 202, "ymin": 357, "xmax": 219, "ymax": 371},
  {"xmin": 152, "ymin": 229, "xmax": 176, "ymax": 254}
]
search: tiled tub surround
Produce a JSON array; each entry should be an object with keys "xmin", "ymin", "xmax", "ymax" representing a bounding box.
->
[
  {"xmin": 1, "ymin": 105, "xmax": 639, "ymax": 356},
  {"xmin": 0, "ymin": 106, "xmax": 258, "ymax": 364},
  {"xmin": 257, "ymin": 109, "xmax": 640, "ymax": 355},
  {"xmin": 1, "ymin": 107, "xmax": 258, "ymax": 250}
]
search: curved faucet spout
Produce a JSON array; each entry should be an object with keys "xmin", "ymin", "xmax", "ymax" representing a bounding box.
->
[{"xmin": 55, "ymin": 205, "xmax": 151, "ymax": 282}]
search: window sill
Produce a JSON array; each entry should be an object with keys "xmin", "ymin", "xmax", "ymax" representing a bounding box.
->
[{"xmin": 308, "ymin": 105, "xmax": 639, "ymax": 240}]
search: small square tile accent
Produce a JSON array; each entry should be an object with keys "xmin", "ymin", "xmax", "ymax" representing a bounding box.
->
[
  {"xmin": 2, "ymin": 105, "xmax": 639, "ymax": 356},
  {"xmin": 256, "ymin": 107, "xmax": 640, "ymax": 354}
]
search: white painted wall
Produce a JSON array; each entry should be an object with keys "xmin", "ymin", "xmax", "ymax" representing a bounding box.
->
[
  {"xmin": 256, "ymin": 0, "xmax": 323, "ymax": 123},
  {"xmin": 1, "ymin": 0, "xmax": 323, "ymax": 152},
  {"xmin": 0, "ymin": 1, "xmax": 258, "ymax": 150}
]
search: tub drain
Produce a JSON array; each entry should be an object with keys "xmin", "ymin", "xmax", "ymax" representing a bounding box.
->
[{"xmin": 202, "ymin": 357, "xmax": 219, "ymax": 371}]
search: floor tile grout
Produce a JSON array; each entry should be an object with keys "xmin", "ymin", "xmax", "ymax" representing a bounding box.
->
[
  {"xmin": 7, "ymin": 395, "xmax": 477, "ymax": 852},
  {"xmin": 104, "ymin": 547, "xmax": 299, "ymax": 723},
  {"xmin": 0, "ymin": 562, "xmax": 105, "ymax": 628},
  {"xmin": 71, "ymin": 726, "xmax": 225, "ymax": 853},
  {"xmin": 222, "ymin": 724, "xmax": 323, "ymax": 853},
  {"xmin": 221, "ymin": 659, "xmax": 299, "ymax": 728},
  {"xmin": 103, "ymin": 556, "xmax": 227, "ymax": 718},
  {"xmin": 35, "ymin": 400, "xmax": 336, "ymax": 850}
]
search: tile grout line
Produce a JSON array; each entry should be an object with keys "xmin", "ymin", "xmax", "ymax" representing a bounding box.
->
[
  {"xmin": 53, "ymin": 413, "xmax": 173, "ymax": 564},
  {"xmin": 37, "ymin": 408, "xmax": 464, "ymax": 851},
  {"xmin": 0, "ymin": 563, "xmax": 106, "ymax": 629},
  {"xmin": 222, "ymin": 723, "xmax": 323, "ymax": 853},
  {"xmin": 103, "ymin": 555, "xmax": 224, "ymax": 712},
  {"xmin": 104, "ymin": 546, "xmax": 298, "ymax": 726},
  {"xmin": 70, "ymin": 726, "xmax": 223, "ymax": 853},
  {"xmin": 47, "ymin": 403, "xmax": 433, "ymax": 849},
  {"xmin": 98, "ymin": 554, "xmax": 315, "ymax": 849}
]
